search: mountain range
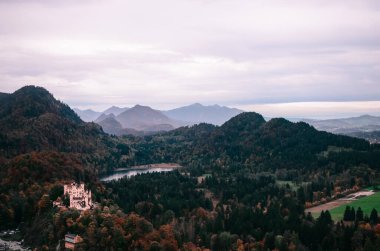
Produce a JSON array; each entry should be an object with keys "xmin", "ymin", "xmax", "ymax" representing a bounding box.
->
[
  {"xmin": 2, "ymin": 85, "xmax": 376, "ymax": 172},
  {"xmin": 74, "ymin": 103, "xmax": 244, "ymax": 135},
  {"xmin": 74, "ymin": 103, "xmax": 380, "ymax": 142}
]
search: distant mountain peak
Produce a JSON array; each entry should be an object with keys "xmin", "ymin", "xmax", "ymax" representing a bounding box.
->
[
  {"xmin": 116, "ymin": 104, "xmax": 179, "ymax": 131},
  {"xmin": 102, "ymin": 106, "xmax": 129, "ymax": 116},
  {"xmin": 164, "ymin": 103, "xmax": 244, "ymax": 125},
  {"xmin": 73, "ymin": 108, "xmax": 102, "ymax": 122},
  {"xmin": 133, "ymin": 104, "xmax": 151, "ymax": 109},
  {"xmin": 95, "ymin": 113, "xmax": 116, "ymax": 123},
  {"xmin": 191, "ymin": 102, "xmax": 203, "ymax": 107}
]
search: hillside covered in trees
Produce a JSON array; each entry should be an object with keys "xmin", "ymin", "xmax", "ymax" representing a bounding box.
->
[{"xmin": 0, "ymin": 86, "xmax": 133, "ymax": 173}]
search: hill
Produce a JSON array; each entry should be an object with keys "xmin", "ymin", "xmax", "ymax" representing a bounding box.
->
[
  {"xmin": 116, "ymin": 105, "xmax": 178, "ymax": 131},
  {"xmin": 0, "ymin": 86, "xmax": 131, "ymax": 170},
  {"xmin": 96, "ymin": 116, "xmax": 124, "ymax": 135},
  {"xmin": 163, "ymin": 103, "xmax": 244, "ymax": 125}
]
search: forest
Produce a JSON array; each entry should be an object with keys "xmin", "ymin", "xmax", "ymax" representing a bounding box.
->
[{"xmin": 1, "ymin": 86, "xmax": 380, "ymax": 250}]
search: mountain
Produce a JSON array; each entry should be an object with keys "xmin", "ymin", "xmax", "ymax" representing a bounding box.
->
[
  {"xmin": 0, "ymin": 86, "xmax": 81, "ymax": 124},
  {"xmin": 116, "ymin": 105, "xmax": 178, "ymax": 131},
  {"xmin": 94, "ymin": 113, "xmax": 116, "ymax": 123},
  {"xmin": 163, "ymin": 103, "xmax": 244, "ymax": 125},
  {"xmin": 96, "ymin": 116, "xmax": 124, "ymax": 135},
  {"xmin": 73, "ymin": 108, "xmax": 102, "ymax": 122},
  {"xmin": 303, "ymin": 115, "xmax": 380, "ymax": 134},
  {"xmin": 0, "ymin": 86, "xmax": 130, "ymax": 170},
  {"xmin": 103, "ymin": 106, "xmax": 129, "ymax": 116}
]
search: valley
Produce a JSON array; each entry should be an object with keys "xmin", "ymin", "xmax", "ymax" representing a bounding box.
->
[
  {"xmin": 1, "ymin": 86, "xmax": 380, "ymax": 250},
  {"xmin": 2, "ymin": 1, "xmax": 379, "ymax": 249}
]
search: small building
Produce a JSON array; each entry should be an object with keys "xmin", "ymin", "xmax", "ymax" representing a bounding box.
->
[
  {"xmin": 53, "ymin": 196, "xmax": 64, "ymax": 208},
  {"xmin": 64, "ymin": 182, "xmax": 92, "ymax": 211},
  {"xmin": 64, "ymin": 233, "xmax": 83, "ymax": 250}
]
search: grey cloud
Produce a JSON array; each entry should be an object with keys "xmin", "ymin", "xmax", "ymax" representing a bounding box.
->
[{"xmin": 0, "ymin": 0, "xmax": 379, "ymax": 117}]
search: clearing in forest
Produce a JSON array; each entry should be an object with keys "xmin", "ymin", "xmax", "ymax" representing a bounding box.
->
[{"xmin": 306, "ymin": 191, "xmax": 380, "ymax": 221}]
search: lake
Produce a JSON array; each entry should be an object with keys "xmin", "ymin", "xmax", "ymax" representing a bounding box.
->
[{"xmin": 100, "ymin": 167, "xmax": 175, "ymax": 182}]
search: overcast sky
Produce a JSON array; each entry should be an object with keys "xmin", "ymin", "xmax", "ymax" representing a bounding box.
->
[{"xmin": 0, "ymin": 0, "xmax": 379, "ymax": 118}]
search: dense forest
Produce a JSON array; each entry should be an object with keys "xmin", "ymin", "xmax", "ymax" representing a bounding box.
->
[{"xmin": 1, "ymin": 86, "xmax": 380, "ymax": 250}]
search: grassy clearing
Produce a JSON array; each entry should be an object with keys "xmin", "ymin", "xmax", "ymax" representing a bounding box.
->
[
  {"xmin": 276, "ymin": 180, "xmax": 311, "ymax": 191},
  {"xmin": 327, "ymin": 192, "xmax": 380, "ymax": 221}
]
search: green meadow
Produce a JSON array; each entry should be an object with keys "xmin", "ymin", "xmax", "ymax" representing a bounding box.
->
[{"xmin": 328, "ymin": 192, "xmax": 380, "ymax": 221}]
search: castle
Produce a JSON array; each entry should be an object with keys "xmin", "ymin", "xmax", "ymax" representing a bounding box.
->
[{"xmin": 64, "ymin": 182, "xmax": 92, "ymax": 210}]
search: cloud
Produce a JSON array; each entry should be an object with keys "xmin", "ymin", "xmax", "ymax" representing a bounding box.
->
[{"xmin": 0, "ymin": 0, "xmax": 379, "ymax": 117}]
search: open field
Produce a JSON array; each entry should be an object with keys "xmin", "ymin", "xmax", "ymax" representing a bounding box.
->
[
  {"xmin": 329, "ymin": 192, "xmax": 380, "ymax": 221},
  {"xmin": 306, "ymin": 191, "xmax": 380, "ymax": 221}
]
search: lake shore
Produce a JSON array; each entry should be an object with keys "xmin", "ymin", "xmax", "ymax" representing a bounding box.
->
[
  {"xmin": 100, "ymin": 163, "xmax": 182, "ymax": 182},
  {"xmin": 114, "ymin": 163, "xmax": 182, "ymax": 172}
]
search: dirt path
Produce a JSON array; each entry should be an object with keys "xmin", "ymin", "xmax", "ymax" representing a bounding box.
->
[
  {"xmin": 305, "ymin": 200, "xmax": 352, "ymax": 214},
  {"xmin": 305, "ymin": 190, "xmax": 375, "ymax": 215}
]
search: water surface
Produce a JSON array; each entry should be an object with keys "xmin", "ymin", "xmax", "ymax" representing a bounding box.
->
[{"xmin": 100, "ymin": 167, "xmax": 174, "ymax": 182}]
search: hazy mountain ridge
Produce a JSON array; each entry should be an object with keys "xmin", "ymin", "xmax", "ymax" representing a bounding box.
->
[
  {"xmin": 304, "ymin": 115, "xmax": 380, "ymax": 132},
  {"xmin": 94, "ymin": 113, "xmax": 116, "ymax": 123},
  {"xmin": 302, "ymin": 115, "xmax": 380, "ymax": 143},
  {"xmin": 96, "ymin": 116, "xmax": 124, "ymax": 135},
  {"xmin": 73, "ymin": 108, "xmax": 102, "ymax": 122},
  {"xmin": 75, "ymin": 103, "xmax": 244, "ymax": 135},
  {"xmin": 73, "ymin": 106, "xmax": 128, "ymax": 122},
  {"xmin": 103, "ymin": 106, "xmax": 129, "ymax": 115},
  {"xmin": 163, "ymin": 103, "xmax": 244, "ymax": 125}
]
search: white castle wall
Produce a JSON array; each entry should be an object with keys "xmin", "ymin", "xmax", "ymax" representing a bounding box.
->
[{"xmin": 64, "ymin": 182, "xmax": 92, "ymax": 210}]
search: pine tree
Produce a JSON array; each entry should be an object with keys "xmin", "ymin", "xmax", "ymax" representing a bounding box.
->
[
  {"xmin": 370, "ymin": 208, "xmax": 378, "ymax": 225},
  {"xmin": 324, "ymin": 210, "xmax": 332, "ymax": 224},
  {"xmin": 350, "ymin": 207, "xmax": 356, "ymax": 221},
  {"xmin": 356, "ymin": 207, "xmax": 364, "ymax": 222},
  {"xmin": 343, "ymin": 206, "xmax": 351, "ymax": 221}
]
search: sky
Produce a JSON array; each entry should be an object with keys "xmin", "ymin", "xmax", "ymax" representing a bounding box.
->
[{"xmin": 0, "ymin": 0, "xmax": 379, "ymax": 118}]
